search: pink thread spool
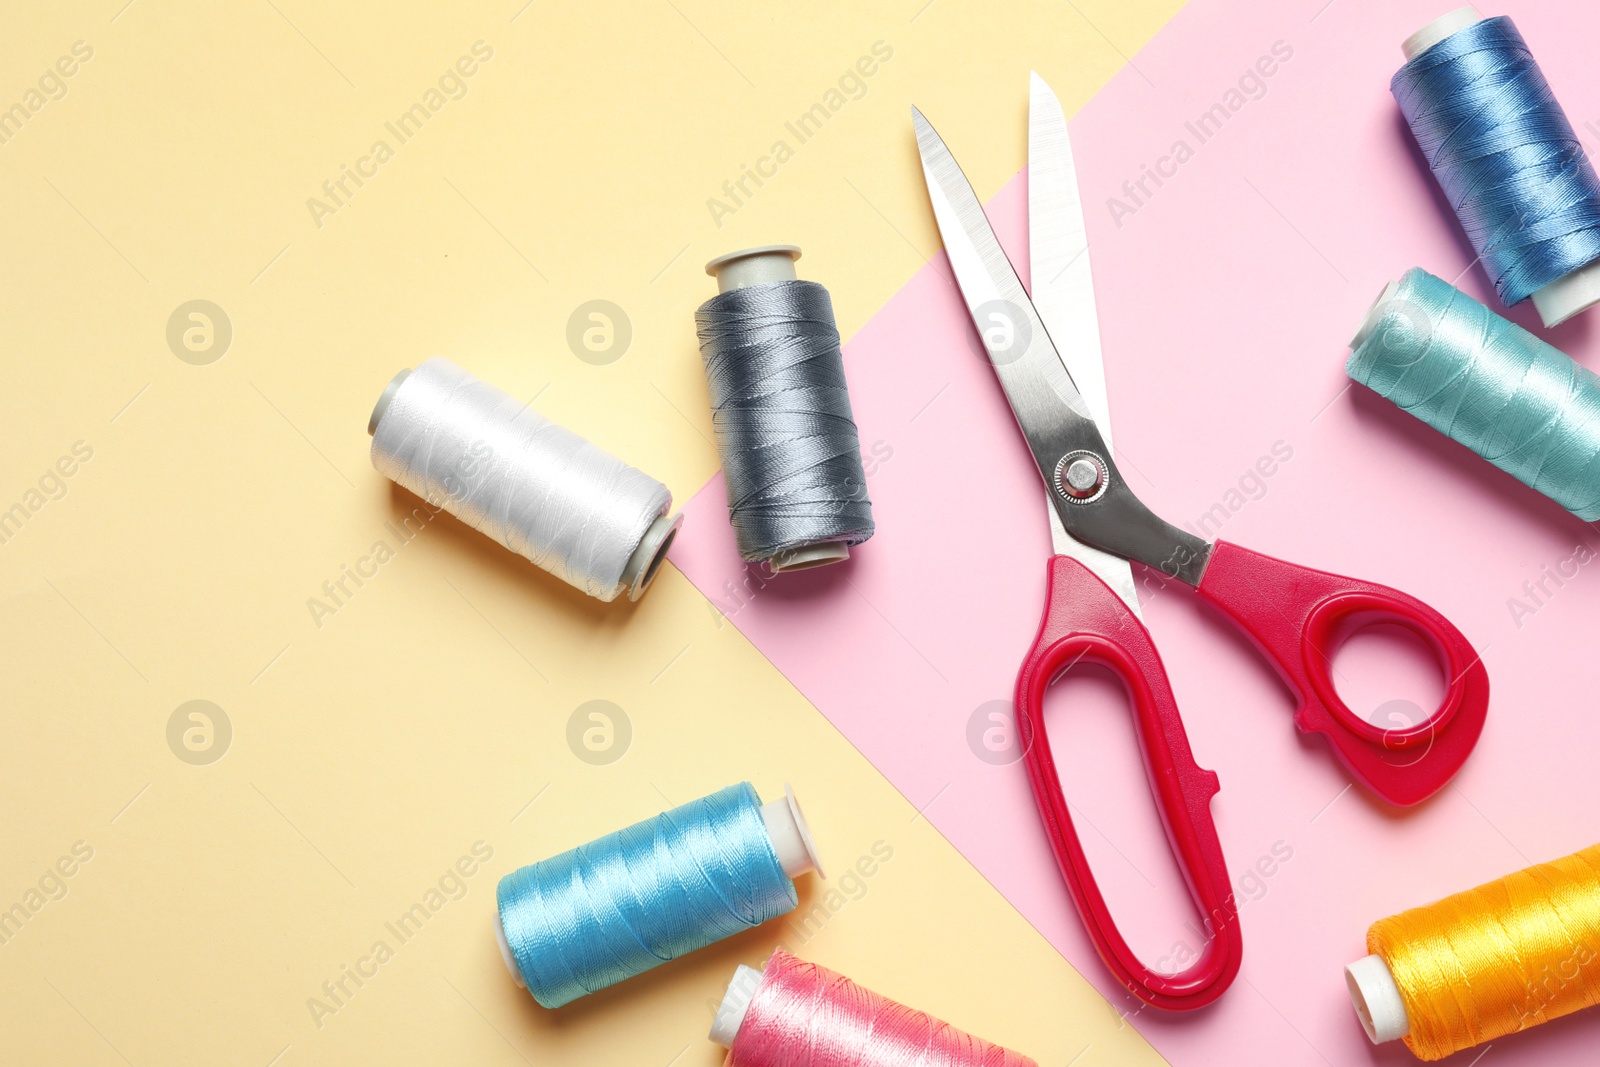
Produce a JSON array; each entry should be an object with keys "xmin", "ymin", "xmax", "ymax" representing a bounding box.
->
[{"xmin": 709, "ymin": 949, "xmax": 1037, "ymax": 1066}]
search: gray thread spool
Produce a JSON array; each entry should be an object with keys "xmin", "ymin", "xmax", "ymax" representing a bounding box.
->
[
  {"xmin": 368, "ymin": 357, "xmax": 681, "ymax": 602},
  {"xmin": 697, "ymin": 246, "xmax": 875, "ymax": 573}
]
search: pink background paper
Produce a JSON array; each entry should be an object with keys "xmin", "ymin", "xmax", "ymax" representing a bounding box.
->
[{"xmin": 672, "ymin": 1, "xmax": 1600, "ymax": 1063}]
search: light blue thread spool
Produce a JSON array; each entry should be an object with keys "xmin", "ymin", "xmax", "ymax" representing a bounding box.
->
[
  {"xmin": 1347, "ymin": 267, "xmax": 1600, "ymax": 521},
  {"xmin": 1393, "ymin": 9, "xmax": 1600, "ymax": 326},
  {"xmin": 493, "ymin": 782, "xmax": 821, "ymax": 1008}
]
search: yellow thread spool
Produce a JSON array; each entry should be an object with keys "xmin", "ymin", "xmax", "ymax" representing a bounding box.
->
[{"xmin": 1346, "ymin": 843, "xmax": 1600, "ymax": 1060}]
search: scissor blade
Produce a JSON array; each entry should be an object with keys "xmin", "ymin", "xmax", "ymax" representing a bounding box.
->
[
  {"xmin": 912, "ymin": 107, "xmax": 1100, "ymax": 439},
  {"xmin": 1028, "ymin": 73, "xmax": 1140, "ymax": 618},
  {"xmin": 912, "ymin": 105, "xmax": 1210, "ymax": 586},
  {"xmin": 1029, "ymin": 73, "xmax": 1110, "ymax": 436}
]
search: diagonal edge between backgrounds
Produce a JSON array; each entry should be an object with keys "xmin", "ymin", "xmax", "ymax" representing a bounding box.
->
[{"xmin": 661, "ymin": 535, "xmax": 1159, "ymax": 1046}]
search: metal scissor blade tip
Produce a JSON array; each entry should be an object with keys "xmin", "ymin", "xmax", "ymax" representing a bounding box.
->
[
  {"xmin": 911, "ymin": 107, "xmax": 944, "ymax": 153},
  {"xmin": 1029, "ymin": 76, "xmax": 1068, "ymax": 134},
  {"xmin": 912, "ymin": 114, "xmax": 976, "ymax": 212}
]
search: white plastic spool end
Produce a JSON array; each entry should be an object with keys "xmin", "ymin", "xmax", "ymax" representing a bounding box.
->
[
  {"xmin": 493, "ymin": 909, "xmax": 526, "ymax": 988},
  {"xmin": 1346, "ymin": 954, "xmax": 1409, "ymax": 1044},
  {"xmin": 368, "ymin": 368, "xmax": 412, "ymax": 436},
  {"xmin": 619, "ymin": 510, "xmax": 683, "ymax": 601},
  {"xmin": 709, "ymin": 963, "xmax": 765, "ymax": 1047},
  {"xmin": 1350, "ymin": 280, "xmax": 1401, "ymax": 350},
  {"xmin": 1532, "ymin": 260, "xmax": 1600, "ymax": 327},
  {"xmin": 761, "ymin": 783, "xmax": 824, "ymax": 880},
  {"xmin": 706, "ymin": 245, "xmax": 802, "ymax": 292},
  {"xmin": 1401, "ymin": 7, "xmax": 1481, "ymax": 60},
  {"xmin": 768, "ymin": 541, "xmax": 851, "ymax": 573}
]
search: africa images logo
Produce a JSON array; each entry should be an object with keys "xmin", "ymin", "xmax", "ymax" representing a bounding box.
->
[
  {"xmin": 1106, "ymin": 40, "xmax": 1294, "ymax": 227},
  {"xmin": 305, "ymin": 42, "xmax": 495, "ymax": 229}
]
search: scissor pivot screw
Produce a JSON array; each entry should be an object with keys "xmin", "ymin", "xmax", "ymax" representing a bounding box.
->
[{"xmin": 1055, "ymin": 451, "xmax": 1108, "ymax": 503}]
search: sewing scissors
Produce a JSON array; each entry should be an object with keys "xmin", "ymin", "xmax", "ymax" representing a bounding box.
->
[{"xmin": 911, "ymin": 76, "xmax": 1488, "ymax": 1011}]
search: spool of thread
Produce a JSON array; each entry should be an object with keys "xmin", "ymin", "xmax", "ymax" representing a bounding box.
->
[
  {"xmin": 694, "ymin": 245, "xmax": 876, "ymax": 573},
  {"xmin": 1345, "ymin": 843, "xmax": 1600, "ymax": 1060},
  {"xmin": 1392, "ymin": 8, "xmax": 1600, "ymax": 326},
  {"xmin": 494, "ymin": 782, "xmax": 822, "ymax": 1008},
  {"xmin": 710, "ymin": 949, "xmax": 1037, "ymax": 1066},
  {"xmin": 368, "ymin": 356, "xmax": 681, "ymax": 601},
  {"xmin": 1347, "ymin": 267, "xmax": 1600, "ymax": 520}
]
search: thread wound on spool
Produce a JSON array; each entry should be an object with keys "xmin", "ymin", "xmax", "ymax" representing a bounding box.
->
[
  {"xmin": 1392, "ymin": 16, "xmax": 1600, "ymax": 311},
  {"xmin": 1347, "ymin": 268, "xmax": 1600, "ymax": 521},
  {"xmin": 725, "ymin": 949, "xmax": 1037, "ymax": 1066},
  {"xmin": 495, "ymin": 783, "xmax": 799, "ymax": 1009},
  {"xmin": 1363, "ymin": 843, "xmax": 1600, "ymax": 1060},
  {"xmin": 369, "ymin": 357, "xmax": 677, "ymax": 601},
  {"xmin": 695, "ymin": 262, "xmax": 875, "ymax": 569}
]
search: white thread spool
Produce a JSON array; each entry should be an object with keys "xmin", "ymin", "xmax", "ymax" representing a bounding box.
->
[
  {"xmin": 368, "ymin": 357, "xmax": 681, "ymax": 602},
  {"xmin": 492, "ymin": 783, "xmax": 823, "ymax": 987},
  {"xmin": 1400, "ymin": 7, "xmax": 1600, "ymax": 326}
]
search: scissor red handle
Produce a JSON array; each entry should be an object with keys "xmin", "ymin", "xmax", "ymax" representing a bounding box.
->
[
  {"xmin": 1196, "ymin": 541, "xmax": 1488, "ymax": 807},
  {"xmin": 1016, "ymin": 556, "xmax": 1241, "ymax": 1012}
]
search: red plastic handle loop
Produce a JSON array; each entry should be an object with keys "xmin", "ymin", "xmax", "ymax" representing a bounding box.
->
[
  {"xmin": 1196, "ymin": 541, "xmax": 1488, "ymax": 807},
  {"xmin": 1015, "ymin": 557, "xmax": 1241, "ymax": 1012}
]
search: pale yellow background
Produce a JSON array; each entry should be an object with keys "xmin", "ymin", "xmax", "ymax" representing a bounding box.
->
[{"xmin": 0, "ymin": 2, "xmax": 1182, "ymax": 1064}]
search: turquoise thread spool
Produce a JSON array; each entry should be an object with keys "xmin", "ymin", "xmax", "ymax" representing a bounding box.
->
[
  {"xmin": 493, "ymin": 782, "xmax": 822, "ymax": 1008},
  {"xmin": 1347, "ymin": 267, "xmax": 1600, "ymax": 520}
]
